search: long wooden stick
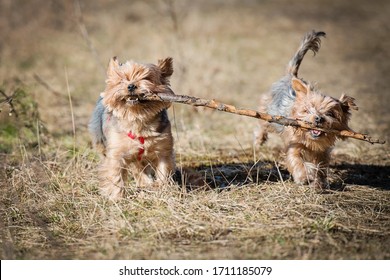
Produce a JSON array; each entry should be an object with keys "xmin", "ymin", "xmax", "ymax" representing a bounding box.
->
[{"xmin": 135, "ymin": 92, "xmax": 385, "ymax": 144}]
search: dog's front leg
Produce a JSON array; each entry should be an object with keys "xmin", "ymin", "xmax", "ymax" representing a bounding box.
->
[
  {"xmin": 286, "ymin": 143, "xmax": 309, "ymax": 185},
  {"xmin": 99, "ymin": 155, "xmax": 128, "ymax": 199},
  {"xmin": 155, "ymin": 156, "xmax": 175, "ymax": 185}
]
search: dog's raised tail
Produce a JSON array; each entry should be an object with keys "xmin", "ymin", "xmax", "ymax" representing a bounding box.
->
[{"xmin": 287, "ymin": 30, "xmax": 326, "ymax": 77}]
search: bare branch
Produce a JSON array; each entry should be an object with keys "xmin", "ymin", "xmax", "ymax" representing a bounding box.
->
[
  {"xmin": 0, "ymin": 89, "xmax": 19, "ymax": 118},
  {"xmin": 33, "ymin": 73, "xmax": 64, "ymax": 97},
  {"xmin": 136, "ymin": 92, "xmax": 385, "ymax": 145},
  {"xmin": 74, "ymin": 0, "xmax": 105, "ymax": 76}
]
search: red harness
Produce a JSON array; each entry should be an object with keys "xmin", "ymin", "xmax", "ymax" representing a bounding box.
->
[
  {"xmin": 105, "ymin": 115, "xmax": 145, "ymax": 160},
  {"xmin": 127, "ymin": 132, "xmax": 145, "ymax": 161}
]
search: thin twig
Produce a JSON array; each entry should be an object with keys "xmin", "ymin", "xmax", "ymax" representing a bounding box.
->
[
  {"xmin": 0, "ymin": 89, "xmax": 19, "ymax": 118},
  {"xmin": 135, "ymin": 91, "xmax": 385, "ymax": 145},
  {"xmin": 33, "ymin": 73, "xmax": 64, "ymax": 97},
  {"xmin": 74, "ymin": 0, "xmax": 105, "ymax": 76},
  {"xmin": 65, "ymin": 67, "xmax": 76, "ymax": 154},
  {"xmin": 36, "ymin": 119, "xmax": 42, "ymax": 159}
]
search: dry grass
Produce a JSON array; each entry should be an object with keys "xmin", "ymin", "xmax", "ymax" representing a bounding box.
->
[{"xmin": 1, "ymin": 0, "xmax": 389, "ymax": 259}]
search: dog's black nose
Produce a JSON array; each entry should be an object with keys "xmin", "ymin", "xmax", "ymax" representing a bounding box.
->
[
  {"xmin": 315, "ymin": 116, "xmax": 324, "ymax": 124},
  {"xmin": 127, "ymin": 84, "xmax": 137, "ymax": 92}
]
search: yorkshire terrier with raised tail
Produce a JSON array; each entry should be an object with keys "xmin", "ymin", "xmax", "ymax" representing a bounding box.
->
[
  {"xmin": 255, "ymin": 31, "xmax": 358, "ymax": 189},
  {"xmin": 89, "ymin": 57, "xmax": 176, "ymax": 199}
]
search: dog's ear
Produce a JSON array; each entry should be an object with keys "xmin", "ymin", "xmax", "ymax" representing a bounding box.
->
[
  {"xmin": 337, "ymin": 94, "xmax": 358, "ymax": 137},
  {"xmin": 158, "ymin": 57, "xmax": 174, "ymax": 83},
  {"xmin": 107, "ymin": 56, "xmax": 120, "ymax": 79},
  {"xmin": 291, "ymin": 77, "xmax": 309, "ymax": 98},
  {"xmin": 339, "ymin": 94, "xmax": 358, "ymax": 113}
]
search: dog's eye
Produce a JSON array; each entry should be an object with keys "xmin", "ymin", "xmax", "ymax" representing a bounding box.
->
[
  {"xmin": 326, "ymin": 111, "xmax": 335, "ymax": 118},
  {"xmin": 143, "ymin": 77, "xmax": 154, "ymax": 82}
]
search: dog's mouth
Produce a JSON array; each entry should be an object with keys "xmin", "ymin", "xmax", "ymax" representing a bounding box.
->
[
  {"xmin": 126, "ymin": 96, "xmax": 140, "ymax": 105},
  {"xmin": 309, "ymin": 129, "xmax": 323, "ymax": 139},
  {"xmin": 126, "ymin": 95, "xmax": 147, "ymax": 105},
  {"xmin": 125, "ymin": 90, "xmax": 151, "ymax": 105}
]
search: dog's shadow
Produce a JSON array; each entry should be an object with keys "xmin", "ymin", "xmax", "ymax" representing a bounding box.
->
[
  {"xmin": 177, "ymin": 161, "xmax": 289, "ymax": 190},
  {"xmin": 178, "ymin": 161, "xmax": 390, "ymax": 191},
  {"xmin": 331, "ymin": 163, "xmax": 390, "ymax": 190}
]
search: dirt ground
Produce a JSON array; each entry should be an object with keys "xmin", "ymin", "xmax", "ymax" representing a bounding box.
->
[{"xmin": 0, "ymin": 0, "xmax": 389, "ymax": 259}]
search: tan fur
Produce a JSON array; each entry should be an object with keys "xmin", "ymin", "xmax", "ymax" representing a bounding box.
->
[
  {"xmin": 260, "ymin": 77, "xmax": 358, "ymax": 189},
  {"xmin": 256, "ymin": 31, "xmax": 358, "ymax": 189},
  {"xmin": 91, "ymin": 57, "xmax": 176, "ymax": 199}
]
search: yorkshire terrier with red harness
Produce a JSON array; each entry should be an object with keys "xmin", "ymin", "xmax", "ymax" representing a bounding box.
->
[{"xmin": 89, "ymin": 57, "xmax": 176, "ymax": 199}]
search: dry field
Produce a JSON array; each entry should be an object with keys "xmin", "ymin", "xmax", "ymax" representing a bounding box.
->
[{"xmin": 1, "ymin": 0, "xmax": 389, "ymax": 259}]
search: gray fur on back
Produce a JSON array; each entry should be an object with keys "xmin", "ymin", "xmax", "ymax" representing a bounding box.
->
[
  {"xmin": 266, "ymin": 31, "xmax": 325, "ymax": 132},
  {"xmin": 267, "ymin": 75, "xmax": 296, "ymax": 132},
  {"xmin": 88, "ymin": 96, "xmax": 107, "ymax": 147}
]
